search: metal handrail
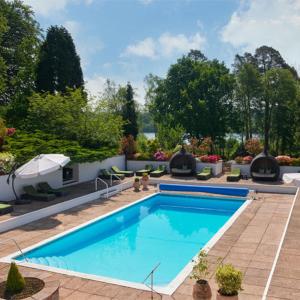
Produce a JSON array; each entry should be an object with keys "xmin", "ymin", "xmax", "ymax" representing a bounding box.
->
[
  {"xmin": 110, "ymin": 174, "xmax": 123, "ymax": 191},
  {"xmin": 142, "ymin": 263, "xmax": 161, "ymax": 299},
  {"xmin": 95, "ymin": 177, "xmax": 109, "ymax": 198},
  {"xmin": 0, "ymin": 238, "xmax": 28, "ymax": 262}
]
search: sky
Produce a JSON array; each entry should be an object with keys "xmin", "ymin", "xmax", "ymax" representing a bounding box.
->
[{"xmin": 22, "ymin": 0, "xmax": 300, "ymax": 104}]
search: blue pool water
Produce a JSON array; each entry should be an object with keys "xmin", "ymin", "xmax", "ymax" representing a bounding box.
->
[{"xmin": 16, "ymin": 193, "xmax": 245, "ymax": 286}]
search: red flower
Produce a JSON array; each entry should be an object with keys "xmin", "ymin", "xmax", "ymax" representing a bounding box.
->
[{"xmin": 6, "ymin": 128, "xmax": 16, "ymax": 136}]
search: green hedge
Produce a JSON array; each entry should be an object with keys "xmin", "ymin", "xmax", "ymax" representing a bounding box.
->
[{"xmin": 6, "ymin": 131, "xmax": 119, "ymax": 165}]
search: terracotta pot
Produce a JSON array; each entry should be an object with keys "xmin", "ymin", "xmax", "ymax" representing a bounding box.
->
[
  {"xmin": 141, "ymin": 179, "xmax": 149, "ymax": 190},
  {"xmin": 216, "ymin": 291, "xmax": 238, "ymax": 300},
  {"xmin": 192, "ymin": 280, "xmax": 212, "ymax": 300}
]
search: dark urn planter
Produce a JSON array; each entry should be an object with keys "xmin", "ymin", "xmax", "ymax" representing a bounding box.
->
[{"xmin": 193, "ymin": 280, "xmax": 212, "ymax": 300}]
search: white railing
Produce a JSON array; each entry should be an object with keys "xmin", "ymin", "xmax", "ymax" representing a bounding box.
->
[
  {"xmin": 110, "ymin": 174, "xmax": 123, "ymax": 190},
  {"xmin": 95, "ymin": 177, "xmax": 108, "ymax": 198},
  {"xmin": 0, "ymin": 238, "xmax": 28, "ymax": 262}
]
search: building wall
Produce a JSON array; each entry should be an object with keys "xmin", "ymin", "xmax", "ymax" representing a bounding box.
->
[
  {"xmin": 78, "ymin": 155, "xmax": 125, "ymax": 182},
  {"xmin": 0, "ymin": 155, "xmax": 125, "ymax": 202},
  {"xmin": 0, "ymin": 170, "xmax": 62, "ymax": 202}
]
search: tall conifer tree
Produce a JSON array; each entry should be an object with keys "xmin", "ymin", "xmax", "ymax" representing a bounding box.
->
[
  {"xmin": 122, "ymin": 83, "xmax": 138, "ymax": 138},
  {"xmin": 36, "ymin": 26, "xmax": 84, "ymax": 93}
]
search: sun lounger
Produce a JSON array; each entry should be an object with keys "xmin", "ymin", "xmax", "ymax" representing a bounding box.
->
[
  {"xmin": 37, "ymin": 182, "xmax": 68, "ymax": 197},
  {"xmin": 196, "ymin": 167, "xmax": 212, "ymax": 180},
  {"xmin": 111, "ymin": 166, "xmax": 134, "ymax": 177},
  {"xmin": 98, "ymin": 169, "xmax": 125, "ymax": 180},
  {"xmin": 150, "ymin": 165, "xmax": 166, "ymax": 177},
  {"xmin": 23, "ymin": 185, "xmax": 56, "ymax": 201},
  {"xmin": 227, "ymin": 168, "xmax": 241, "ymax": 182},
  {"xmin": 136, "ymin": 164, "xmax": 153, "ymax": 176},
  {"xmin": 0, "ymin": 203, "xmax": 13, "ymax": 215}
]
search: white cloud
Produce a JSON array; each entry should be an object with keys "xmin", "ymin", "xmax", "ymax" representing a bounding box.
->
[
  {"xmin": 138, "ymin": 0, "xmax": 154, "ymax": 5},
  {"xmin": 123, "ymin": 38, "xmax": 156, "ymax": 59},
  {"xmin": 159, "ymin": 33, "xmax": 205, "ymax": 57},
  {"xmin": 221, "ymin": 0, "xmax": 300, "ymax": 67},
  {"xmin": 64, "ymin": 20, "xmax": 81, "ymax": 36},
  {"xmin": 85, "ymin": 75, "xmax": 146, "ymax": 104},
  {"xmin": 85, "ymin": 75, "xmax": 107, "ymax": 97},
  {"xmin": 63, "ymin": 20, "xmax": 103, "ymax": 69},
  {"xmin": 122, "ymin": 32, "xmax": 206, "ymax": 59},
  {"xmin": 22, "ymin": 0, "xmax": 93, "ymax": 16}
]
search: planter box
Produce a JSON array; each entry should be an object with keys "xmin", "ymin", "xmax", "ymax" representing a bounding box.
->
[
  {"xmin": 127, "ymin": 160, "xmax": 170, "ymax": 173},
  {"xmin": 196, "ymin": 161, "xmax": 223, "ymax": 176},
  {"xmin": 231, "ymin": 163, "xmax": 251, "ymax": 176},
  {"xmin": 280, "ymin": 166, "xmax": 300, "ymax": 179}
]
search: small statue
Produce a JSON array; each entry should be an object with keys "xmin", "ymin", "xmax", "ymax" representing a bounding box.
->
[{"xmin": 133, "ymin": 177, "xmax": 141, "ymax": 192}]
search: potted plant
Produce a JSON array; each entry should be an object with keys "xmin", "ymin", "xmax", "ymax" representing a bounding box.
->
[
  {"xmin": 141, "ymin": 173, "xmax": 149, "ymax": 190},
  {"xmin": 215, "ymin": 264, "xmax": 243, "ymax": 299},
  {"xmin": 190, "ymin": 250, "xmax": 212, "ymax": 300},
  {"xmin": 133, "ymin": 177, "xmax": 140, "ymax": 192},
  {"xmin": 0, "ymin": 262, "xmax": 59, "ymax": 299}
]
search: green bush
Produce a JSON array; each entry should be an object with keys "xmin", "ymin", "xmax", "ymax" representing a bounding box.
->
[
  {"xmin": 215, "ymin": 264, "xmax": 243, "ymax": 296},
  {"xmin": 6, "ymin": 131, "xmax": 118, "ymax": 165},
  {"xmin": 5, "ymin": 262, "xmax": 25, "ymax": 294},
  {"xmin": 291, "ymin": 158, "xmax": 300, "ymax": 166},
  {"xmin": 0, "ymin": 152, "xmax": 15, "ymax": 174},
  {"xmin": 190, "ymin": 250, "xmax": 209, "ymax": 282}
]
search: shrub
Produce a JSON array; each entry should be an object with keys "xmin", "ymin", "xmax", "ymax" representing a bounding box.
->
[
  {"xmin": 190, "ymin": 250, "xmax": 209, "ymax": 282},
  {"xmin": 215, "ymin": 264, "xmax": 243, "ymax": 296},
  {"xmin": 234, "ymin": 156, "xmax": 243, "ymax": 164},
  {"xmin": 245, "ymin": 138, "xmax": 263, "ymax": 155},
  {"xmin": 133, "ymin": 152, "xmax": 151, "ymax": 160},
  {"xmin": 173, "ymin": 144, "xmax": 182, "ymax": 153},
  {"xmin": 5, "ymin": 262, "xmax": 26, "ymax": 294},
  {"xmin": 120, "ymin": 135, "xmax": 136, "ymax": 159},
  {"xmin": 199, "ymin": 137, "xmax": 213, "ymax": 155},
  {"xmin": 147, "ymin": 138, "xmax": 160, "ymax": 156},
  {"xmin": 275, "ymin": 155, "xmax": 292, "ymax": 166},
  {"xmin": 154, "ymin": 150, "xmax": 167, "ymax": 161},
  {"xmin": 7, "ymin": 131, "xmax": 118, "ymax": 164},
  {"xmin": 291, "ymin": 158, "xmax": 300, "ymax": 166},
  {"xmin": 136, "ymin": 134, "xmax": 148, "ymax": 154},
  {"xmin": 200, "ymin": 155, "xmax": 220, "ymax": 163},
  {"xmin": 242, "ymin": 156, "xmax": 253, "ymax": 164},
  {"xmin": 0, "ymin": 152, "xmax": 15, "ymax": 174}
]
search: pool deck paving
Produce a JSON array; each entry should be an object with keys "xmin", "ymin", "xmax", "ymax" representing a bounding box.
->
[{"xmin": 0, "ymin": 184, "xmax": 297, "ymax": 299}]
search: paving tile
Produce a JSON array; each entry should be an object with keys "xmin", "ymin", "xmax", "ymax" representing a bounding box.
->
[{"xmin": 0, "ymin": 188, "xmax": 296, "ymax": 299}]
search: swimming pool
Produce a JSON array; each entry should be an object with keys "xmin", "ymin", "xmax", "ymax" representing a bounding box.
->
[{"xmin": 9, "ymin": 193, "xmax": 249, "ymax": 294}]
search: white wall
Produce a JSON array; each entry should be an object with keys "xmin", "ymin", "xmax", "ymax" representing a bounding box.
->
[
  {"xmin": 280, "ymin": 166, "xmax": 300, "ymax": 179},
  {"xmin": 196, "ymin": 161, "xmax": 223, "ymax": 175},
  {"xmin": 0, "ymin": 155, "xmax": 125, "ymax": 202},
  {"xmin": 232, "ymin": 164, "xmax": 300, "ymax": 179},
  {"xmin": 78, "ymin": 155, "xmax": 125, "ymax": 182},
  {"xmin": 127, "ymin": 160, "xmax": 169, "ymax": 172},
  {"xmin": 231, "ymin": 163, "xmax": 251, "ymax": 176},
  {"xmin": 0, "ymin": 170, "xmax": 62, "ymax": 202}
]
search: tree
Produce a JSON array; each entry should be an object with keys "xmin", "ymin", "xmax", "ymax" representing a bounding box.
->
[
  {"xmin": 36, "ymin": 26, "xmax": 84, "ymax": 93},
  {"xmin": 263, "ymin": 68, "xmax": 297, "ymax": 154},
  {"xmin": 147, "ymin": 52, "xmax": 235, "ymax": 142},
  {"xmin": 25, "ymin": 89, "xmax": 123, "ymax": 148},
  {"xmin": 121, "ymin": 83, "xmax": 138, "ymax": 138},
  {"xmin": 0, "ymin": 0, "xmax": 41, "ymax": 125},
  {"xmin": 234, "ymin": 63, "xmax": 262, "ymax": 140}
]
